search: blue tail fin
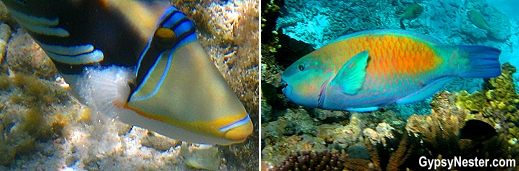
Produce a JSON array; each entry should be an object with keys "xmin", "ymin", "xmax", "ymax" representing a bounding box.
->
[{"xmin": 458, "ymin": 45, "xmax": 501, "ymax": 78}]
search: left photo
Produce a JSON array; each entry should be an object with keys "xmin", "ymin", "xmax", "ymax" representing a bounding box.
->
[{"xmin": 0, "ymin": 0, "xmax": 259, "ymax": 170}]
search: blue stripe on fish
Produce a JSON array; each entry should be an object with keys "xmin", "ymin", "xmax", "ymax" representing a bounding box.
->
[
  {"xmin": 130, "ymin": 6, "xmax": 197, "ymax": 101},
  {"xmin": 2, "ymin": 0, "xmax": 156, "ymax": 75},
  {"xmin": 36, "ymin": 42, "xmax": 95, "ymax": 56},
  {"xmin": 7, "ymin": 7, "xmax": 70, "ymax": 37},
  {"xmin": 131, "ymin": 50, "xmax": 173, "ymax": 102},
  {"xmin": 219, "ymin": 115, "xmax": 251, "ymax": 132},
  {"xmin": 36, "ymin": 41, "xmax": 105, "ymax": 64}
]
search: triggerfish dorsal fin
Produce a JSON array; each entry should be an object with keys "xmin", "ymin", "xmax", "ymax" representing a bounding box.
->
[
  {"xmin": 122, "ymin": 6, "xmax": 253, "ymax": 145},
  {"xmin": 330, "ymin": 51, "xmax": 369, "ymax": 95},
  {"xmin": 1, "ymin": 0, "xmax": 168, "ymax": 78}
]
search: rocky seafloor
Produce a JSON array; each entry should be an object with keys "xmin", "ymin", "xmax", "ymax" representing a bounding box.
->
[
  {"xmin": 0, "ymin": 0, "xmax": 259, "ymax": 170},
  {"xmin": 261, "ymin": 0, "xmax": 519, "ymax": 170}
]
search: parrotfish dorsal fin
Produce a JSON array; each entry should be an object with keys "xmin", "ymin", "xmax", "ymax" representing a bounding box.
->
[{"xmin": 330, "ymin": 51, "xmax": 369, "ymax": 95}]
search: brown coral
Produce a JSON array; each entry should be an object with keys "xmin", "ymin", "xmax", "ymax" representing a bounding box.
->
[
  {"xmin": 274, "ymin": 150, "xmax": 344, "ymax": 171},
  {"xmin": 454, "ymin": 63, "xmax": 519, "ymax": 147}
]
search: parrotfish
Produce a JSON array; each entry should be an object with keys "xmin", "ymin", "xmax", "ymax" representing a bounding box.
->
[
  {"xmin": 467, "ymin": 10, "xmax": 492, "ymax": 31},
  {"xmin": 281, "ymin": 29, "xmax": 501, "ymax": 112},
  {"xmin": 399, "ymin": 4, "xmax": 423, "ymax": 29},
  {"xmin": 2, "ymin": 0, "xmax": 253, "ymax": 145},
  {"xmin": 399, "ymin": 4, "xmax": 424, "ymax": 20}
]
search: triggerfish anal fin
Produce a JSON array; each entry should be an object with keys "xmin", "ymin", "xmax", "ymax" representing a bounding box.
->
[
  {"xmin": 122, "ymin": 6, "xmax": 253, "ymax": 145},
  {"xmin": 330, "ymin": 51, "xmax": 369, "ymax": 95}
]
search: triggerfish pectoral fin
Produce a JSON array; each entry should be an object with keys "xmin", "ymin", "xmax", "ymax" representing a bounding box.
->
[{"xmin": 122, "ymin": 7, "xmax": 252, "ymax": 145}]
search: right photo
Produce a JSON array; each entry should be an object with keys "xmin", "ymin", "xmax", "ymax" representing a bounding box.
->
[{"xmin": 261, "ymin": 0, "xmax": 519, "ymax": 170}]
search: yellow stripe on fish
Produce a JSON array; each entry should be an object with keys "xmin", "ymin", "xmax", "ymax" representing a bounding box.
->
[{"xmin": 2, "ymin": 0, "xmax": 253, "ymax": 145}]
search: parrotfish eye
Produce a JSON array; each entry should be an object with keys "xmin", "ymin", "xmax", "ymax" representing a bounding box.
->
[
  {"xmin": 153, "ymin": 27, "xmax": 177, "ymax": 47},
  {"xmin": 298, "ymin": 64, "xmax": 305, "ymax": 71}
]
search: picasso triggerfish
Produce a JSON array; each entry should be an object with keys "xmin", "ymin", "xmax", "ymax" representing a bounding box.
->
[
  {"xmin": 2, "ymin": 0, "xmax": 253, "ymax": 145},
  {"xmin": 281, "ymin": 29, "xmax": 501, "ymax": 112}
]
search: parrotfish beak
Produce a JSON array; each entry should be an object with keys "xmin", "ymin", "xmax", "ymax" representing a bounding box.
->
[{"xmin": 280, "ymin": 80, "xmax": 291, "ymax": 96}]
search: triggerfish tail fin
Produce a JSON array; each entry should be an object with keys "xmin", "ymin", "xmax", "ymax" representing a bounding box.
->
[{"xmin": 456, "ymin": 45, "xmax": 501, "ymax": 78}]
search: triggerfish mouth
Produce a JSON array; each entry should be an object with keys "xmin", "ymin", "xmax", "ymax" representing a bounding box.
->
[
  {"xmin": 281, "ymin": 29, "xmax": 501, "ymax": 112},
  {"xmin": 2, "ymin": 0, "xmax": 253, "ymax": 145}
]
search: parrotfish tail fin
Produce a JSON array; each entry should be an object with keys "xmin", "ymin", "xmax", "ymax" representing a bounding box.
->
[{"xmin": 457, "ymin": 45, "xmax": 501, "ymax": 78}]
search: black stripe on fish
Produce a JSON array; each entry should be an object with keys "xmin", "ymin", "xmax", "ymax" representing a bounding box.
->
[
  {"xmin": 3, "ymin": 0, "xmax": 149, "ymax": 74},
  {"xmin": 132, "ymin": 8, "xmax": 196, "ymax": 92}
]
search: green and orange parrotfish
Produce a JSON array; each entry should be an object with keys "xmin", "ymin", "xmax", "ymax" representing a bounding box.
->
[
  {"xmin": 2, "ymin": 0, "xmax": 253, "ymax": 145},
  {"xmin": 281, "ymin": 29, "xmax": 501, "ymax": 112}
]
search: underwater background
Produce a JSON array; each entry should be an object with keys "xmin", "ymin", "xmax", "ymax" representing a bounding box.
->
[
  {"xmin": 262, "ymin": 0, "xmax": 519, "ymax": 170},
  {"xmin": 0, "ymin": 0, "xmax": 259, "ymax": 170}
]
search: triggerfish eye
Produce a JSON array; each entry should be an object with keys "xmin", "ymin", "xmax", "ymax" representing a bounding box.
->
[{"xmin": 154, "ymin": 27, "xmax": 176, "ymax": 46}]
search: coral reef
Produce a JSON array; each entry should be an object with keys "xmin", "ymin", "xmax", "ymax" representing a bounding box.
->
[
  {"xmin": 274, "ymin": 150, "xmax": 349, "ymax": 171},
  {"xmin": 0, "ymin": 0, "xmax": 259, "ymax": 170},
  {"xmin": 0, "ymin": 73, "xmax": 75, "ymax": 166},
  {"xmin": 277, "ymin": 0, "xmax": 512, "ymax": 48},
  {"xmin": 455, "ymin": 63, "xmax": 519, "ymax": 148},
  {"xmin": 270, "ymin": 129, "xmax": 419, "ymax": 171},
  {"xmin": 0, "ymin": 23, "xmax": 10, "ymax": 65},
  {"xmin": 5, "ymin": 28, "xmax": 58, "ymax": 80},
  {"xmin": 261, "ymin": 106, "xmax": 405, "ymax": 167},
  {"xmin": 181, "ymin": 143, "xmax": 221, "ymax": 170}
]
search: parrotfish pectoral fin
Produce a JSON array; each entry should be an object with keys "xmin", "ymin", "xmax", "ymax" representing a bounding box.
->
[
  {"xmin": 346, "ymin": 106, "xmax": 379, "ymax": 112},
  {"xmin": 331, "ymin": 51, "xmax": 369, "ymax": 95},
  {"xmin": 456, "ymin": 45, "xmax": 501, "ymax": 78},
  {"xmin": 396, "ymin": 77, "xmax": 454, "ymax": 104}
]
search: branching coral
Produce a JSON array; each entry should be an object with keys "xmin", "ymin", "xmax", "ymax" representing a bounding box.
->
[
  {"xmin": 406, "ymin": 88, "xmax": 518, "ymax": 170},
  {"xmin": 274, "ymin": 150, "xmax": 347, "ymax": 171},
  {"xmin": 271, "ymin": 129, "xmax": 419, "ymax": 171},
  {"xmin": 455, "ymin": 63, "xmax": 519, "ymax": 147}
]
